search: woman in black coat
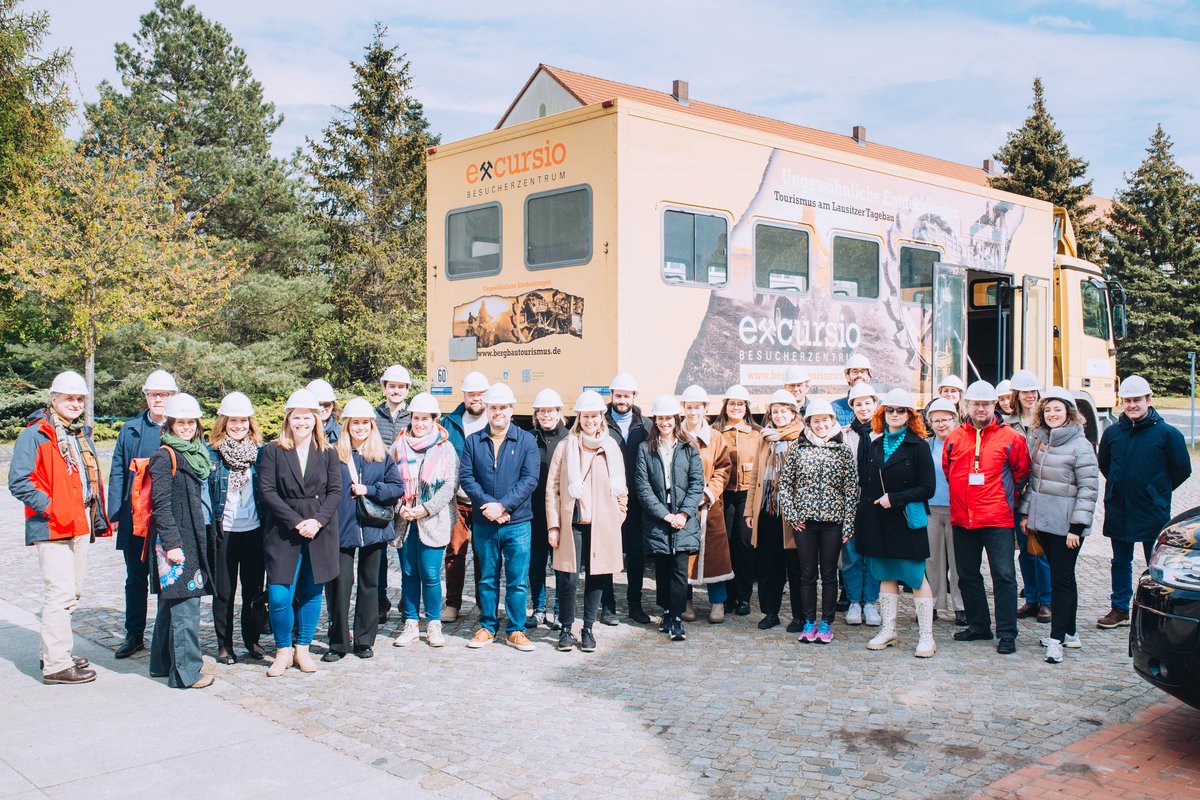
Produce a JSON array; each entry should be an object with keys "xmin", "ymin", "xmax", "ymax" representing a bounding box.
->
[
  {"xmin": 529, "ymin": 391, "xmax": 569, "ymax": 629},
  {"xmin": 634, "ymin": 395, "xmax": 705, "ymax": 643},
  {"xmin": 147, "ymin": 394, "xmax": 216, "ymax": 689},
  {"xmin": 257, "ymin": 390, "xmax": 343, "ymax": 677},
  {"xmin": 856, "ymin": 390, "xmax": 937, "ymax": 658}
]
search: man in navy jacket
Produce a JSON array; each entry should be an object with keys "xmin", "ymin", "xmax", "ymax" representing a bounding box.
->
[
  {"xmin": 107, "ymin": 369, "xmax": 177, "ymax": 658},
  {"xmin": 1096, "ymin": 375, "xmax": 1192, "ymax": 629},
  {"xmin": 458, "ymin": 383, "xmax": 539, "ymax": 651}
]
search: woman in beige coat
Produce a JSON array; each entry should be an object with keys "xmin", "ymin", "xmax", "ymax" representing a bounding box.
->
[
  {"xmin": 680, "ymin": 385, "xmax": 734, "ymax": 624},
  {"xmin": 546, "ymin": 391, "xmax": 628, "ymax": 653}
]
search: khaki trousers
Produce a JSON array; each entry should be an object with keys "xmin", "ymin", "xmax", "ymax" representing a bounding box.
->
[
  {"xmin": 35, "ymin": 535, "xmax": 90, "ymax": 675},
  {"xmin": 925, "ymin": 506, "xmax": 964, "ymax": 613}
]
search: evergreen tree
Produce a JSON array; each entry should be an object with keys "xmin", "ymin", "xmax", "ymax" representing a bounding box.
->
[
  {"xmin": 991, "ymin": 77, "xmax": 1103, "ymax": 260},
  {"xmin": 1103, "ymin": 125, "xmax": 1200, "ymax": 393},
  {"xmin": 82, "ymin": 0, "xmax": 320, "ymax": 274},
  {"xmin": 301, "ymin": 23, "xmax": 438, "ymax": 384}
]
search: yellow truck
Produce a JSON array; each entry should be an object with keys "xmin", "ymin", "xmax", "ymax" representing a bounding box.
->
[{"xmin": 426, "ymin": 65, "xmax": 1126, "ymax": 441}]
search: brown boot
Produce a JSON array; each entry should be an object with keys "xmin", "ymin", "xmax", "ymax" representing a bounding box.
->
[
  {"xmin": 708, "ymin": 603, "xmax": 725, "ymax": 624},
  {"xmin": 1016, "ymin": 602, "xmax": 1038, "ymax": 619},
  {"xmin": 43, "ymin": 664, "xmax": 97, "ymax": 685},
  {"xmin": 1096, "ymin": 607, "xmax": 1130, "ymax": 629},
  {"xmin": 681, "ymin": 598, "xmax": 696, "ymax": 622},
  {"xmin": 293, "ymin": 645, "xmax": 317, "ymax": 673},
  {"xmin": 266, "ymin": 647, "xmax": 294, "ymax": 677},
  {"xmin": 1036, "ymin": 604, "xmax": 1052, "ymax": 624}
]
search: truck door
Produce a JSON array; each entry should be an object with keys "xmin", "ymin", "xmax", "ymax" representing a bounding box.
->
[
  {"xmin": 932, "ymin": 263, "xmax": 967, "ymax": 391},
  {"xmin": 1022, "ymin": 274, "xmax": 1052, "ymax": 386}
]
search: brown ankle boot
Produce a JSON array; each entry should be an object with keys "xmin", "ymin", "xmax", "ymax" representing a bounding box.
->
[
  {"xmin": 293, "ymin": 645, "xmax": 317, "ymax": 673},
  {"xmin": 266, "ymin": 647, "xmax": 294, "ymax": 677}
]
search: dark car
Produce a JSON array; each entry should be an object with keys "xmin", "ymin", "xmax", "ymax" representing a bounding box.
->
[{"xmin": 1130, "ymin": 505, "xmax": 1200, "ymax": 709}]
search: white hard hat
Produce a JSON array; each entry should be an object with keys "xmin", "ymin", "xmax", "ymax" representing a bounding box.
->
[
  {"xmin": 408, "ymin": 392, "xmax": 441, "ymax": 416},
  {"xmin": 532, "ymin": 388, "xmax": 564, "ymax": 409},
  {"xmin": 783, "ymin": 366, "xmax": 810, "ymax": 384},
  {"xmin": 927, "ymin": 398, "xmax": 959, "ymax": 417},
  {"xmin": 680, "ymin": 384, "xmax": 709, "ymax": 404},
  {"xmin": 164, "ymin": 393, "xmax": 202, "ymax": 420},
  {"xmin": 482, "ymin": 383, "xmax": 516, "ymax": 406},
  {"xmin": 305, "ymin": 379, "xmax": 336, "ymax": 403},
  {"xmin": 844, "ymin": 354, "xmax": 872, "ymax": 371},
  {"xmin": 767, "ymin": 389, "xmax": 799, "ymax": 410},
  {"xmin": 804, "ymin": 399, "xmax": 835, "ymax": 420},
  {"xmin": 340, "ymin": 397, "xmax": 376, "ymax": 420},
  {"xmin": 49, "ymin": 370, "xmax": 88, "ymax": 396},
  {"xmin": 284, "ymin": 389, "xmax": 321, "ymax": 411},
  {"xmin": 461, "ymin": 371, "xmax": 489, "ymax": 393},
  {"xmin": 1042, "ymin": 386, "xmax": 1075, "ymax": 406},
  {"xmin": 380, "ymin": 365, "xmax": 412, "ymax": 386},
  {"xmin": 995, "ymin": 379, "xmax": 1012, "ymax": 396},
  {"xmin": 964, "ymin": 381, "xmax": 998, "ymax": 402},
  {"xmin": 609, "ymin": 372, "xmax": 639, "ymax": 393},
  {"xmin": 649, "ymin": 394, "xmax": 682, "ymax": 417},
  {"xmin": 937, "ymin": 375, "xmax": 965, "ymax": 391},
  {"xmin": 1118, "ymin": 375, "xmax": 1152, "ymax": 398},
  {"xmin": 881, "ymin": 388, "xmax": 916, "ymax": 410},
  {"xmin": 1010, "ymin": 370, "xmax": 1043, "ymax": 393},
  {"xmin": 848, "ymin": 383, "xmax": 878, "ymax": 402},
  {"xmin": 724, "ymin": 384, "xmax": 751, "ymax": 403},
  {"xmin": 573, "ymin": 390, "xmax": 607, "ymax": 413},
  {"xmin": 142, "ymin": 369, "xmax": 178, "ymax": 394},
  {"xmin": 217, "ymin": 392, "xmax": 254, "ymax": 417}
]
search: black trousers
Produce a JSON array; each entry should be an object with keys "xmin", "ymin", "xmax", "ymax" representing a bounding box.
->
[
  {"xmin": 325, "ymin": 541, "xmax": 385, "ymax": 653},
  {"xmin": 618, "ymin": 504, "xmax": 646, "ymax": 610},
  {"xmin": 212, "ymin": 527, "xmax": 265, "ymax": 650},
  {"xmin": 654, "ymin": 552, "xmax": 690, "ymax": 622},
  {"xmin": 122, "ymin": 542, "xmax": 150, "ymax": 638},
  {"xmin": 755, "ymin": 509, "xmax": 801, "ymax": 619},
  {"xmin": 555, "ymin": 524, "xmax": 613, "ymax": 628},
  {"xmin": 1040, "ymin": 532, "xmax": 1081, "ymax": 642},
  {"xmin": 793, "ymin": 521, "xmax": 843, "ymax": 623},
  {"xmin": 953, "ymin": 526, "xmax": 1018, "ymax": 639},
  {"xmin": 723, "ymin": 490, "xmax": 755, "ymax": 606}
]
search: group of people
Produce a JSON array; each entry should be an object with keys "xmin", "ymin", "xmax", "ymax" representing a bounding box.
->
[{"xmin": 8, "ymin": 355, "xmax": 1191, "ymax": 687}]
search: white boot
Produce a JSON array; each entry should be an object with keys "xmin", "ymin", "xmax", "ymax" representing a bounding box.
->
[
  {"xmin": 426, "ymin": 620, "xmax": 446, "ymax": 648},
  {"xmin": 266, "ymin": 647, "xmax": 294, "ymax": 677},
  {"xmin": 393, "ymin": 619, "xmax": 420, "ymax": 647},
  {"xmin": 914, "ymin": 597, "xmax": 936, "ymax": 658},
  {"xmin": 867, "ymin": 593, "xmax": 899, "ymax": 650}
]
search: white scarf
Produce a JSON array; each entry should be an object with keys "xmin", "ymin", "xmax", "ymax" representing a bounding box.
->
[{"xmin": 567, "ymin": 432, "xmax": 626, "ymax": 499}]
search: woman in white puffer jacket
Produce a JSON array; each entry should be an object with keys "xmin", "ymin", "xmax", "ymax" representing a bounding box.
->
[{"xmin": 1017, "ymin": 387, "xmax": 1099, "ymax": 665}]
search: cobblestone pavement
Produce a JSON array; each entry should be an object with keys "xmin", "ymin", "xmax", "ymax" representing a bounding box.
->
[{"xmin": 1, "ymin": 449, "xmax": 1198, "ymax": 800}]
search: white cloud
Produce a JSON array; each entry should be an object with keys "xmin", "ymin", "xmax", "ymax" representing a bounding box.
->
[{"xmin": 1027, "ymin": 14, "xmax": 1094, "ymax": 30}]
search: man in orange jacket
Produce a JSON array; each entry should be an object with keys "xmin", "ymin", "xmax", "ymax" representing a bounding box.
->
[
  {"xmin": 943, "ymin": 380, "xmax": 1031, "ymax": 655},
  {"xmin": 8, "ymin": 372, "xmax": 111, "ymax": 684}
]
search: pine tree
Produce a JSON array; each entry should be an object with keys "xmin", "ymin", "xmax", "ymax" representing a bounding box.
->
[
  {"xmin": 991, "ymin": 77, "xmax": 1103, "ymax": 260},
  {"xmin": 82, "ymin": 0, "xmax": 320, "ymax": 274},
  {"xmin": 1103, "ymin": 125, "xmax": 1200, "ymax": 393},
  {"xmin": 301, "ymin": 23, "xmax": 439, "ymax": 384}
]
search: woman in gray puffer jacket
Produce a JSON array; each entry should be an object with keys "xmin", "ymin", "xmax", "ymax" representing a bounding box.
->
[{"xmin": 1017, "ymin": 387, "xmax": 1099, "ymax": 664}]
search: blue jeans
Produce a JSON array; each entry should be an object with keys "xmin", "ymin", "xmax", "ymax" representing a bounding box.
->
[
  {"xmin": 474, "ymin": 520, "xmax": 531, "ymax": 635},
  {"xmin": 1109, "ymin": 539, "xmax": 1155, "ymax": 611},
  {"xmin": 149, "ymin": 596, "xmax": 202, "ymax": 688},
  {"xmin": 401, "ymin": 529, "xmax": 445, "ymax": 623},
  {"xmin": 1015, "ymin": 527, "xmax": 1052, "ymax": 605},
  {"xmin": 841, "ymin": 538, "xmax": 879, "ymax": 604},
  {"xmin": 268, "ymin": 550, "xmax": 323, "ymax": 648}
]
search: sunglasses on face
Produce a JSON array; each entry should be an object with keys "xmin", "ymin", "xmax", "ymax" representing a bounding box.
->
[
  {"xmin": 320, "ymin": 402, "xmax": 334, "ymax": 409},
  {"xmin": 884, "ymin": 407, "xmax": 909, "ymax": 415}
]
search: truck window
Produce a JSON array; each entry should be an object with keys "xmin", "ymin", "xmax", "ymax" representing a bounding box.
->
[
  {"xmin": 832, "ymin": 235, "xmax": 880, "ymax": 298},
  {"xmin": 525, "ymin": 184, "xmax": 591, "ymax": 270},
  {"xmin": 900, "ymin": 245, "xmax": 939, "ymax": 304},
  {"xmin": 664, "ymin": 209, "xmax": 728, "ymax": 287},
  {"xmin": 1081, "ymin": 278, "xmax": 1111, "ymax": 340},
  {"xmin": 754, "ymin": 223, "xmax": 809, "ymax": 293},
  {"xmin": 446, "ymin": 203, "xmax": 501, "ymax": 279}
]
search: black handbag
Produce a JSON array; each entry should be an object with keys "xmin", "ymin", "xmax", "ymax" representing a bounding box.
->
[
  {"xmin": 348, "ymin": 457, "xmax": 395, "ymax": 528},
  {"xmin": 249, "ymin": 590, "xmax": 272, "ymax": 637}
]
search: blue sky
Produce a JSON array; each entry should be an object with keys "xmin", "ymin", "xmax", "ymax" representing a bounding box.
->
[{"xmin": 38, "ymin": 0, "xmax": 1200, "ymax": 198}]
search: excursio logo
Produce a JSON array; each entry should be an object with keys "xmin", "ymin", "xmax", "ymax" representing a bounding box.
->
[{"xmin": 466, "ymin": 139, "xmax": 567, "ymax": 184}]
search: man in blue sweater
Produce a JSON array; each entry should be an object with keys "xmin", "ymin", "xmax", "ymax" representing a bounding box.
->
[{"xmin": 459, "ymin": 383, "xmax": 540, "ymax": 651}]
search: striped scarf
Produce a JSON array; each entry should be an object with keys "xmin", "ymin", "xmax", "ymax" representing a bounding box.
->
[{"xmin": 393, "ymin": 424, "xmax": 456, "ymax": 504}]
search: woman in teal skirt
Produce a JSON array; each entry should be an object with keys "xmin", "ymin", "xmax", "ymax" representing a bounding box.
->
[{"xmin": 855, "ymin": 389, "xmax": 937, "ymax": 658}]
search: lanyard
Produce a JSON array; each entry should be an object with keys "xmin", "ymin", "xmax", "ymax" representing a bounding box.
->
[{"xmin": 973, "ymin": 426, "xmax": 983, "ymax": 472}]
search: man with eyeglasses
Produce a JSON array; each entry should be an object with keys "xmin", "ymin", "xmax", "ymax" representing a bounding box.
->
[
  {"xmin": 782, "ymin": 365, "xmax": 811, "ymax": 419},
  {"xmin": 942, "ymin": 380, "xmax": 1030, "ymax": 655}
]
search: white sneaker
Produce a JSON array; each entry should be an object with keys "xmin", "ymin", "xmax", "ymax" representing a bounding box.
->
[
  {"xmin": 1044, "ymin": 638, "xmax": 1064, "ymax": 664},
  {"xmin": 393, "ymin": 619, "xmax": 420, "ymax": 647},
  {"xmin": 845, "ymin": 603, "xmax": 863, "ymax": 625},
  {"xmin": 426, "ymin": 620, "xmax": 445, "ymax": 648},
  {"xmin": 1040, "ymin": 633, "xmax": 1082, "ymax": 649},
  {"xmin": 863, "ymin": 603, "xmax": 882, "ymax": 627}
]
